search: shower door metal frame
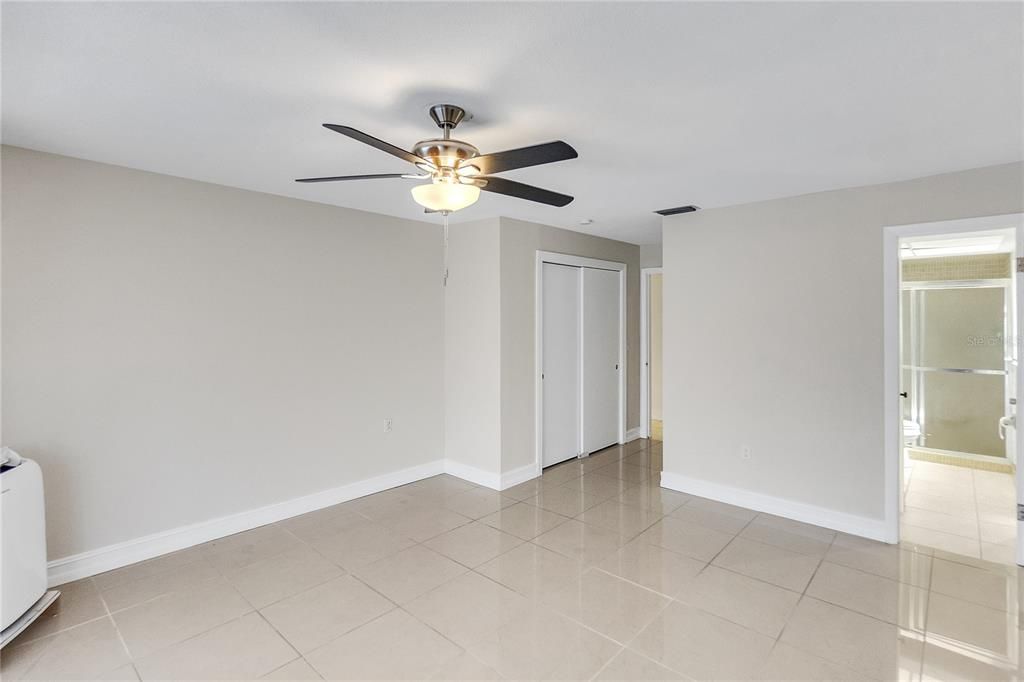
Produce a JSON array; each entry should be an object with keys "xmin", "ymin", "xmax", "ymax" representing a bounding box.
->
[{"xmin": 901, "ymin": 277, "xmax": 1013, "ymax": 463}]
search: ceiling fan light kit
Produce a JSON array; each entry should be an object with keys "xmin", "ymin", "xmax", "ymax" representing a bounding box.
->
[{"xmin": 296, "ymin": 104, "xmax": 577, "ymax": 213}]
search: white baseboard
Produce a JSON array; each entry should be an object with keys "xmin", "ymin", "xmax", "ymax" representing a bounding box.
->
[
  {"xmin": 47, "ymin": 459, "xmax": 446, "ymax": 586},
  {"xmin": 660, "ymin": 472, "xmax": 893, "ymax": 543},
  {"xmin": 624, "ymin": 427, "xmax": 643, "ymax": 442},
  {"xmin": 443, "ymin": 460, "xmax": 501, "ymax": 490},
  {"xmin": 499, "ymin": 462, "xmax": 539, "ymax": 490}
]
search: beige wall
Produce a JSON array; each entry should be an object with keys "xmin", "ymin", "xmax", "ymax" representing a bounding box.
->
[
  {"xmin": 640, "ymin": 244, "xmax": 663, "ymax": 269},
  {"xmin": 650, "ymin": 274, "xmax": 663, "ymax": 421},
  {"xmin": 2, "ymin": 146, "xmax": 445, "ymax": 560},
  {"xmin": 662, "ymin": 162, "xmax": 1024, "ymax": 523},
  {"xmin": 444, "ymin": 219, "xmax": 502, "ymax": 475},
  {"xmin": 499, "ymin": 217, "xmax": 642, "ymax": 474}
]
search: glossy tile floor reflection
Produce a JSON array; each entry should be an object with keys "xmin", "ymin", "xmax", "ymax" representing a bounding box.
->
[
  {"xmin": 3, "ymin": 438, "xmax": 1022, "ymax": 680},
  {"xmin": 902, "ymin": 456, "xmax": 1017, "ymax": 564}
]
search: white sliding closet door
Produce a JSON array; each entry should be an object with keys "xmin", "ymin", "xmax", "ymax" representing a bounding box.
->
[
  {"xmin": 582, "ymin": 267, "xmax": 621, "ymax": 454},
  {"xmin": 542, "ymin": 263, "xmax": 581, "ymax": 467}
]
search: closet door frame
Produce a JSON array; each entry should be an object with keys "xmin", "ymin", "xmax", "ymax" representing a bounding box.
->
[{"xmin": 534, "ymin": 250, "xmax": 626, "ymax": 477}]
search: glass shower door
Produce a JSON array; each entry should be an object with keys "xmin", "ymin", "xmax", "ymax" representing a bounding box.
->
[{"xmin": 905, "ymin": 285, "xmax": 1009, "ymax": 459}]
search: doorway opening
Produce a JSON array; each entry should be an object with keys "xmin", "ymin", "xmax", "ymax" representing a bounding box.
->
[
  {"xmin": 641, "ymin": 268, "xmax": 663, "ymax": 442},
  {"xmin": 885, "ymin": 214, "xmax": 1024, "ymax": 566}
]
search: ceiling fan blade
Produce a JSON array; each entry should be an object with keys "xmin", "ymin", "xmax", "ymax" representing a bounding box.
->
[
  {"xmin": 471, "ymin": 141, "xmax": 577, "ymax": 175},
  {"xmin": 295, "ymin": 173, "xmax": 413, "ymax": 183},
  {"xmin": 322, "ymin": 124, "xmax": 429, "ymax": 167},
  {"xmin": 477, "ymin": 176, "xmax": 573, "ymax": 207}
]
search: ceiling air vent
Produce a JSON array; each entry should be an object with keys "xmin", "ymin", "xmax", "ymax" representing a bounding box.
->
[{"xmin": 654, "ymin": 205, "xmax": 700, "ymax": 216}]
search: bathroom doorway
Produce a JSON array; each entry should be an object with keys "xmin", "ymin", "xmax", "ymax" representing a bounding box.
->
[
  {"xmin": 641, "ymin": 268, "xmax": 663, "ymax": 442},
  {"xmin": 890, "ymin": 220, "xmax": 1022, "ymax": 565}
]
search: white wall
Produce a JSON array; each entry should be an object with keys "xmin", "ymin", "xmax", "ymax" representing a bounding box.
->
[
  {"xmin": 499, "ymin": 218, "xmax": 642, "ymax": 475},
  {"xmin": 662, "ymin": 162, "xmax": 1024, "ymax": 534},
  {"xmin": 2, "ymin": 146, "xmax": 445, "ymax": 561},
  {"xmin": 650, "ymin": 274, "xmax": 663, "ymax": 421},
  {"xmin": 444, "ymin": 219, "xmax": 502, "ymax": 481}
]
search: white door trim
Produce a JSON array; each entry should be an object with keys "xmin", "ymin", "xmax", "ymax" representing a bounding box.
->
[
  {"xmin": 882, "ymin": 212, "xmax": 1024, "ymax": 550},
  {"xmin": 535, "ymin": 250, "xmax": 627, "ymax": 476},
  {"xmin": 640, "ymin": 267, "xmax": 663, "ymax": 439}
]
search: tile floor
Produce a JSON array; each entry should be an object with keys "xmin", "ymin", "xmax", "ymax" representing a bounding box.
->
[
  {"xmin": 902, "ymin": 456, "xmax": 1017, "ymax": 564},
  {"xmin": 4, "ymin": 439, "xmax": 1023, "ymax": 680}
]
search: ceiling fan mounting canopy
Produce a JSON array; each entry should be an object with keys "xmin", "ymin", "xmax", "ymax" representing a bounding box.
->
[{"xmin": 295, "ymin": 103, "xmax": 577, "ymax": 210}]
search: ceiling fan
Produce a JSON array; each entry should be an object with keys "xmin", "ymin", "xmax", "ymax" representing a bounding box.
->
[{"xmin": 296, "ymin": 104, "xmax": 578, "ymax": 213}]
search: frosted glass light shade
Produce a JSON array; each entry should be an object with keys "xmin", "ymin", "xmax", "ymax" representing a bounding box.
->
[{"xmin": 411, "ymin": 182, "xmax": 480, "ymax": 212}]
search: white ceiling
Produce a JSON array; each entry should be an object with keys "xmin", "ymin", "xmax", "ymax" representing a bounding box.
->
[{"xmin": 3, "ymin": 2, "xmax": 1021, "ymax": 245}]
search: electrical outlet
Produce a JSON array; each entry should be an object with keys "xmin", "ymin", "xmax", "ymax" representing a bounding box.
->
[
  {"xmin": 741, "ymin": 446, "xmax": 751, "ymax": 460},
  {"xmin": 384, "ymin": 418, "xmax": 393, "ymax": 433}
]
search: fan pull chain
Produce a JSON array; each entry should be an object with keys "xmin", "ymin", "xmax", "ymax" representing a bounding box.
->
[{"xmin": 442, "ymin": 211, "xmax": 449, "ymax": 287}]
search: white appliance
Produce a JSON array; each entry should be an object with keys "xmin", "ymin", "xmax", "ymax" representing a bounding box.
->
[{"xmin": 1, "ymin": 448, "xmax": 58, "ymax": 647}]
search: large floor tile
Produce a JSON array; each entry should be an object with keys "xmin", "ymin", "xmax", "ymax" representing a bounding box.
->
[
  {"xmin": 404, "ymin": 572, "xmax": 530, "ymax": 648},
  {"xmin": 478, "ymin": 501, "xmax": 570, "ymax": 540},
  {"xmin": 112, "ymin": 577, "xmax": 252, "ymax": 659},
  {"xmin": 756, "ymin": 642, "xmax": 869, "ymax": 681},
  {"xmin": 920, "ymin": 641, "xmax": 1016, "ymax": 681},
  {"xmin": 260, "ymin": 575, "xmax": 393, "ymax": 653},
  {"xmin": 200, "ymin": 524, "xmax": 305, "ymax": 572},
  {"xmin": 429, "ymin": 652, "xmax": 502, "ymax": 680},
  {"xmin": 929, "ymin": 556, "xmax": 1016, "ymax": 611},
  {"xmin": 630, "ymin": 601, "xmax": 775, "ymax": 680},
  {"xmin": 466, "ymin": 606, "xmax": 622, "ymax": 680},
  {"xmin": 277, "ymin": 505, "xmax": 371, "ymax": 543},
  {"xmin": 533, "ymin": 518, "xmax": 626, "ymax": 565},
  {"xmin": 101, "ymin": 558, "xmax": 222, "ymax": 612},
  {"xmin": 261, "ymin": 658, "xmax": 322, "ymax": 680},
  {"xmin": 92, "ymin": 546, "xmax": 207, "ymax": 591},
  {"xmin": 780, "ymin": 596, "xmax": 915, "ymax": 680},
  {"xmin": 404, "ymin": 474, "xmax": 478, "ymax": 498},
  {"xmin": 222, "ymin": 544, "xmax": 344, "ymax": 608},
  {"xmin": 134, "ymin": 612, "xmax": 295, "ymax": 680},
  {"xmin": 538, "ymin": 568, "xmax": 670, "ymax": 644},
  {"xmin": 903, "ymin": 507, "xmax": 980, "ymax": 539},
  {"xmin": 711, "ymin": 537, "xmax": 820, "ymax": 592},
  {"xmin": 670, "ymin": 504, "xmax": 753, "ymax": 534},
  {"xmin": 528, "ymin": 484, "xmax": 608, "ymax": 517},
  {"xmin": 475, "ymin": 541, "xmax": 586, "ymax": 599},
  {"xmin": 305, "ymin": 609, "xmax": 461, "ymax": 680},
  {"xmin": 561, "ymin": 472, "xmax": 637, "ymax": 501},
  {"xmin": 594, "ymin": 539, "xmax": 706, "ymax": 598},
  {"xmin": 825, "ymin": 535, "xmax": 932, "ymax": 586},
  {"xmin": 616, "ymin": 485, "xmax": 690, "ymax": 515},
  {"xmin": 902, "ymin": 524, "xmax": 982, "ymax": 558},
  {"xmin": 594, "ymin": 648, "xmax": 683, "ymax": 680},
  {"xmin": 636, "ymin": 516, "xmax": 735, "ymax": 561},
  {"xmin": 926, "ymin": 592, "xmax": 1015, "ymax": 657},
  {"xmin": 0, "ymin": 617, "xmax": 131, "ymax": 681},
  {"xmin": 424, "ymin": 521, "xmax": 523, "ymax": 567},
  {"xmin": 577, "ymin": 498, "xmax": 663, "ymax": 537},
  {"xmin": 808, "ymin": 561, "xmax": 927, "ymax": 627},
  {"xmin": 353, "ymin": 544, "xmax": 467, "ymax": 603},
  {"xmin": 14, "ymin": 578, "xmax": 108, "ymax": 642},
  {"xmin": 309, "ymin": 521, "xmax": 415, "ymax": 570},
  {"xmin": 591, "ymin": 460, "xmax": 652, "ymax": 484},
  {"xmin": 379, "ymin": 506, "xmax": 473, "ymax": 542},
  {"xmin": 675, "ymin": 565, "xmax": 800, "ymax": 638},
  {"xmin": 441, "ymin": 487, "xmax": 517, "ymax": 519},
  {"xmin": 740, "ymin": 516, "xmax": 834, "ymax": 557}
]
